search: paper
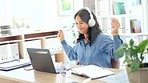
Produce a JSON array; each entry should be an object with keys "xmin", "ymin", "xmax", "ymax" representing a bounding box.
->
[{"xmin": 71, "ymin": 65, "xmax": 114, "ymax": 79}]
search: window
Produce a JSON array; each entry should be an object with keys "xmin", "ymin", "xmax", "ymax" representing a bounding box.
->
[{"xmin": 0, "ymin": 0, "xmax": 50, "ymax": 30}]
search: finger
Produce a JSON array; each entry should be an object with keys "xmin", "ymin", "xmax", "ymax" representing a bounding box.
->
[
  {"xmin": 111, "ymin": 18, "xmax": 118, "ymax": 22},
  {"xmin": 58, "ymin": 30, "xmax": 63, "ymax": 33},
  {"xmin": 111, "ymin": 21, "xmax": 120, "ymax": 29},
  {"xmin": 111, "ymin": 18, "xmax": 120, "ymax": 25}
]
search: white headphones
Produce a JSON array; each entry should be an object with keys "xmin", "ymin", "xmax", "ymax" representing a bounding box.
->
[{"xmin": 80, "ymin": 7, "xmax": 96, "ymax": 27}]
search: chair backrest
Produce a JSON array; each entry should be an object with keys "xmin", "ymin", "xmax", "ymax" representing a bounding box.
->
[{"xmin": 111, "ymin": 58, "xmax": 120, "ymax": 69}]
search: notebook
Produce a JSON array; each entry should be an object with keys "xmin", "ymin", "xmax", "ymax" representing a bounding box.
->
[
  {"xmin": 27, "ymin": 48, "xmax": 61, "ymax": 74},
  {"xmin": 71, "ymin": 65, "xmax": 115, "ymax": 79}
]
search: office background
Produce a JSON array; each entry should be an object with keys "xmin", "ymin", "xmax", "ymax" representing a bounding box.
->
[{"xmin": 0, "ymin": 0, "xmax": 148, "ymax": 69}]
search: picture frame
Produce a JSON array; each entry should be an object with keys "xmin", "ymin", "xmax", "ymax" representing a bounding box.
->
[{"xmin": 57, "ymin": 0, "xmax": 74, "ymax": 16}]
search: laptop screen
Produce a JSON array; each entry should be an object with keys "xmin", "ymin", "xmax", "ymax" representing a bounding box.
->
[{"xmin": 27, "ymin": 48, "xmax": 60, "ymax": 73}]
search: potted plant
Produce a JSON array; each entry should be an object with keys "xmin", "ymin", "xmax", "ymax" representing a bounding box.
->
[{"xmin": 115, "ymin": 38, "xmax": 148, "ymax": 83}]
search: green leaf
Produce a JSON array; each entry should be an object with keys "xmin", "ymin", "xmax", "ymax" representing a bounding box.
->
[
  {"xmin": 136, "ymin": 39, "xmax": 148, "ymax": 53},
  {"xmin": 114, "ymin": 39, "xmax": 148, "ymax": 73},
  {"xmin": 114, "ymin": 43, "xmax": 128, "ymax": 57},
  {"xmin": 129, "ymin": 39, "xmax": 134, "ymax": 47},
  {"xmin": 130, "ymin": 60, "xmax": 140, "ymax": 72},
  {"xmin": 123, "ymin": 55, "xmax": 131, "ymax": 64}
]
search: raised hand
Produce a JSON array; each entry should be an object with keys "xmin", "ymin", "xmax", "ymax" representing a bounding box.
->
[
  {"xmin": 111, "ymin": 18, "xmax": 120, "ymax": 36},
  {"xmin": 58, "ymin": 30, "xmax": 65, "ymax": 42}
]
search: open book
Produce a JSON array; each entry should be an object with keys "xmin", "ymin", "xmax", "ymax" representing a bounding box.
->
[{"xmin": 71, "ymin": 65, "xmax": 114, "ymax": 79}]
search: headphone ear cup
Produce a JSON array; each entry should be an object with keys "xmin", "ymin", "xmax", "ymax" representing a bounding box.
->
[
  {"xmin": 80, "ymin": 7, "xmax": 96, "ymax": 27},
  {"xmin": 88, "ymin": 18, "xmax": 96, "ymax": 27}
]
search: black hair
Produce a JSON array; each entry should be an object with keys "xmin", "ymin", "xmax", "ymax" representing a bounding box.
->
[{"xmin": 74, "ymin": 9, "xmax": 102, "ymax": 46}]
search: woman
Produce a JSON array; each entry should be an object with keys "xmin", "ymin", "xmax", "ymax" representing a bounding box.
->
[{"xmin": 58, "ymin": 7, "xmax": 123, "ymax": 68}]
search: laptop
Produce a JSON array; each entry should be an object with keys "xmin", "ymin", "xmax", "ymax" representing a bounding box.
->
[{"xmin": 27, "ymin": 48, "xmax": 61, "ymax": 74}]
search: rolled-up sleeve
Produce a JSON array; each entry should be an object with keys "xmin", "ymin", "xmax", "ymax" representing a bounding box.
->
[
  {"xmin": 102, "ymin": 35, "xmax": 123, "ymax": 59},
  {"xmin": 61, "ymin": 40, "xmax": 78, "ymax": 60},
  {"xmin": 113, "ymin": 35, "xmax": 123, "ymax": 58}
]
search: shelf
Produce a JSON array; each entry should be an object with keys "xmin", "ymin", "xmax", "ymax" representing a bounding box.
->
[
  {"xmin": 0, "ymin": 35, "xmax": 23, "ymax": 44},
  {"xmin": 105, "ymin": 33, "xmax": 148, "ymax": 36},
  {"xmin": 97, "ymin": 14, "xmax": 129, "ymax": 18},
  {"xmin": 0, "ymin": 30, "xmax": 64, "ymax": 63},
  {"xmin": 94, "ymin": 0, "xmax": 146, "ymax": 34},
  {"xmin": 24, "ymin": 31, "xmax": 58, "ymax": 39}
]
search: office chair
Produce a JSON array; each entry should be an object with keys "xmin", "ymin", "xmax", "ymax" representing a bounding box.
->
[{"xmin": 111, "ymin": 58, "xmax": 120, "ymax": 69}]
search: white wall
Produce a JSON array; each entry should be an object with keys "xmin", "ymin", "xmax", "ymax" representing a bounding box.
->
[{"xmin": 0, "ymin": 0, "xmax": 84, "ymax": 63}]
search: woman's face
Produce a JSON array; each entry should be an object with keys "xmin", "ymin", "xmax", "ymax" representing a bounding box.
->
[{"xmin": 75, "ymin": 16, "xmax": 89, "ymax": 35}]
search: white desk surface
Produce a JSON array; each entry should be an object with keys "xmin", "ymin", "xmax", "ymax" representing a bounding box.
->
[{"xmin": 0, "ymin": 66, "xmax": 129, "ymax": 83}]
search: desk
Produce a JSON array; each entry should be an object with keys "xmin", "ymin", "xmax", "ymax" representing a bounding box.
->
[{"xmin": 0, "ymin": 66, "xmax": 129, "ymax": 83}]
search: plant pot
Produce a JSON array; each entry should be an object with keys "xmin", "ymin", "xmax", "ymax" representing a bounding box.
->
[{"xmin": 126, "ymin": 63, "xmax": 148, "ymax": 83}]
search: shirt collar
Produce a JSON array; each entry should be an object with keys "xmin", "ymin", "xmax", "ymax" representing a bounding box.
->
[{"xmin": 80, "ymin": 39, "xmax": 90, "ymax": 45}]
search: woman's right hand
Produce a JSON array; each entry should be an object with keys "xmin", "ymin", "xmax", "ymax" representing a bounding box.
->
[{"xmin": 58, "ymin": 30, "xmax": 64, "ymax": 42}]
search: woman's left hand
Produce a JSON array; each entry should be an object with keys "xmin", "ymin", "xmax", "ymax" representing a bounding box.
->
[{"xmin": 111, "ymin": 18, "xmax": 120, "ymax": 36}]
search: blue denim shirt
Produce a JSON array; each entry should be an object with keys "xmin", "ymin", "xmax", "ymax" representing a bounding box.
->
[{"xmin": 61, "ymin": 33, "xmax": 123, "ymax": 68}]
